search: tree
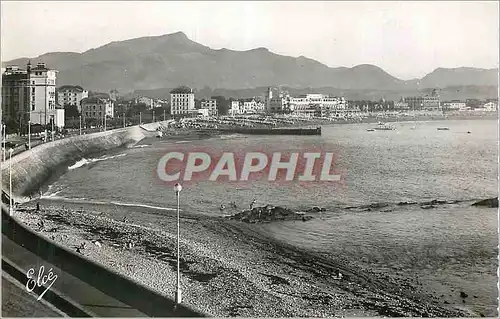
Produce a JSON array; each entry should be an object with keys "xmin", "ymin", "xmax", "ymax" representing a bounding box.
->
[
  {"xmin": 125, "ymin": 103, "xmax": 148, "ymax": 117},
  {"xmin": 211, "ymin": 95, "xmax": 229, "ymax": 115},
  {"xmin": 64, "ymin": 103, "xmax": 80, "ymax": 119}
]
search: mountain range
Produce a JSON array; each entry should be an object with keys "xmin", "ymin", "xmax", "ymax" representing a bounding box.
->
[{"xmin": 3, "ymin": 31, "xmax": 498, "ymax": 98}]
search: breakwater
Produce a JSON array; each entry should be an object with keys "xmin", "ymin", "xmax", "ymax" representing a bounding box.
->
[
  {"xmin": 201, "ymin": 126, "xmax": 322, "ymax": 136},
  {"xmin": 1, "ymin": 126, "xmax": 145, "ymax": 202}
]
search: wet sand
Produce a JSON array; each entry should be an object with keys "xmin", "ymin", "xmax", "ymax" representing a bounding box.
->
[{"xmin": 14, "ymin": 200, "xmax": 475, "ymax": 317}]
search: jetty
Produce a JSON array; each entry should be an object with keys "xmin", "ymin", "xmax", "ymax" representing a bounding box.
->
[{"xmin": 200, "ymin": 126, "xmax": 321, "ymax": 136}]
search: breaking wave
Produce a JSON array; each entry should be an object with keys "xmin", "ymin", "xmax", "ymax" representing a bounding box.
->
[{"xmin": 68, "ymin": 153, "xmax": 126, "ymax": 170}]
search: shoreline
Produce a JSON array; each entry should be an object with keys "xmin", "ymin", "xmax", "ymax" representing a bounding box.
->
[{"xmin": 13, "ymin": 199, "xmax": 479, "ymax": 317}]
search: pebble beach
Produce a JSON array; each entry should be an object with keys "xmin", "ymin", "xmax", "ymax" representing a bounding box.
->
[{"xmin": 14, "ymin": 200, "xmax": 474, "ymax": 317}]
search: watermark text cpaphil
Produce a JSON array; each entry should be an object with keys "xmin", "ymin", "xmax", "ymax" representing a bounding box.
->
[{"xmin": 156, "ymin": 149, "xmax": 342, "ymax": 184}]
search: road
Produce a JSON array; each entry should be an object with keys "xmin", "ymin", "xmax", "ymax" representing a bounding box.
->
[
  {"xmin": 2, "ymin": 271, "xmax": 66, "ymax": 317},
  {"xmin": 2, "ymin": 235, "xmax": 148, "ymax": 317}
]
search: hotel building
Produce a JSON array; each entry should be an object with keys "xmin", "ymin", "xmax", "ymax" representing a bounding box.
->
[
  {"xmin": 2, "ymin": 62, "xmax": 64, "ymax": 130},
  {"xmin": 170, "ymin": 86, "xmax": 195, "ymax": 116}
]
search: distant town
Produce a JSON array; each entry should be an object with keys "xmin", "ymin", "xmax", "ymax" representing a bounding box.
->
[{"xmin": 1, "ymin": 62, "xmax": 498, "ymax": 137}]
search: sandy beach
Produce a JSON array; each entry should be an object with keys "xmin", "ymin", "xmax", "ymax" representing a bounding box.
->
[{"xmin": 13, "ymin": 198, "xmax": 477, "ymax": 318}]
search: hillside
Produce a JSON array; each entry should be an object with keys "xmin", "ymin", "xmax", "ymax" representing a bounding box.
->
[
  {"xmin": 4, "ymin": 31, "xmax": 498, "ymax": 96},
  {"xmin": 419, "ymin": 67, "xmax": 498, "ymax": 88}
]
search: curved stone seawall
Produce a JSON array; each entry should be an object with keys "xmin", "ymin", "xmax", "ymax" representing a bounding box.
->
[{"xmin": 1, "ymin": 126, "xmax": 145, "ymax": 202}]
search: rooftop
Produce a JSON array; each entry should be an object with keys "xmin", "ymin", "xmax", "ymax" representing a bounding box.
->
[
  {"xmin": 81, "ymin": 97, "xmax": 109, "ymax": 104},
  {"xmin": 58, "ymin": 85, "xmax": 85, "ymax": 92}
]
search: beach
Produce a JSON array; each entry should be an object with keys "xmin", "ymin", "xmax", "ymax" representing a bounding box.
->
[{"xmin": 14, "ymin": 197, "xmax": 493, "ymax": 317}]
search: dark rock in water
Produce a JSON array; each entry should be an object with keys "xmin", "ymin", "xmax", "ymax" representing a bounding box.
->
[
  {"xmin": 460, "ymin": 291, "xmax": 468, "ymax": 298},
  {"xmin": 397, "ymin": 201, "xmax": 418, "ymax": 206},
  {"xmin": 471, "ymin": 197, "xmax": 498, "ymax": 208},
  {"xmin": 420, "ymin": 205, "xmax": 436, "ymax": 209},
  {"xmin": 421, "ymin": 199, "xmax": 447, "ymax": 206},
  {"xmin": 368, "ymin": 202, "xmax": 389, "ymax": 209},
  {"xmin": 228, "ymin": 205, "xmax": 312, "ymax": 223},
  {"xmin": 306, "ymin": 206, "xmax": 326, "ymax": 213}
]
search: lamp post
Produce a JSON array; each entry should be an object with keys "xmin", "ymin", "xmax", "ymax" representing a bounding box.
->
[
  {"xmin": 174, "ymin": 183, "xmax": 182, "ymax": 304},
  {"xmin": 123, "ymin": 113, "xmax": 125, "ymax": 128},
  {"xmin": 51, "ymin": 116, "xmax": 55, "ymax": 141},
  {"xmin": 2, "ymin": 124, "xmax": 6, "ymax": 162},
  {"xmin": 28, "ymin": 120, "xmax": 31, "ymax": 149},
  {"xmin": 139, "ymin": 112, "xmax": 142, "ymax": 125},
  {"xmin": 9, "ymin": 148, "xmax": 14, "ymax": 216},
  {"xmin": 79, "ymin": 115, "xmax": 82, "ymax": 135},
  {"xmin": 163, "ymin": 109, "xmax": 166, "ymax": 121},
  {"xmin": 152, "ymin": 110, "xmax": 155, "ymax": 123}
]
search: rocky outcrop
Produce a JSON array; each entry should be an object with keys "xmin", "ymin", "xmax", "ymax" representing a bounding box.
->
[
  {"xmin": 471, "ymin": 197, "xmax": 498, "ymax": 208},
  {"xmin": 305, "ymin": 206, "xmax": 326, "ymax": 213},
  {"xmin": 228, "ymin": 205, "xmax": 313, "ymax": 223}
]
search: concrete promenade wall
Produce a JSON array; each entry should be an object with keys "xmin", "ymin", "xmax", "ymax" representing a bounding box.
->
[{"xmin": 1, "ymin": 126, "xmax": 145, "ymax": 202}]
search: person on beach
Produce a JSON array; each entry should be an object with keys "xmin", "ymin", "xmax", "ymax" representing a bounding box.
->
[
  {"xmin": 250, "ymin": 199, "xmax": 257, "ymax": 210},
  {"xmin": 37, "ymin": 219, "xmax": 44, "ymax": 231},
  {"xmin": 220, "ymin": 204, "xmax": 226, "ymax": 211},
  {"xmin": 231, "ymin": 201, "xmax": 237, "ymax": 209},
  {"xmin": 36, "ymin": 202, "xmax": 40, "ymax": 212}
]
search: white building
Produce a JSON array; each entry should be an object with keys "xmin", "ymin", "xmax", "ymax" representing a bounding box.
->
[
  {"xmin": 201, "ymin": 99, "xmax": 218, "ymax": 116},
  {"xmin": 197, "ymin": 108, "xmax": 210, "ymax": 117},
  {"xmin": 288, "ymin": 94, "xmax": 347, "ymax": 117},
  {"xmin": 136, "ymin": 96, "xmax": 163, "ymax": 109},
  {"xmin": 57, "ymin": 85, "xmax": 88, "ymax": 112},
  {"xmin": 229, "ymin": 100, "xmax": 242, "ymax": 116},
  {"xmin": 442, "ymin": 101, "xmax": 467, "ymax": 110},
  {"xmin": 170, "ymin": 87, "xmax": 195, "ymax": 116},
  {"xmin": 29, "ymin": 62, "xmax": 64, "ymax": 128},
  {"xmin": 242, "ymin": 98, "xmax": 258, "ymax": 113},
  {"xmin": 480, "ymin": 101, "xmax": 497, "ymax": 112}
]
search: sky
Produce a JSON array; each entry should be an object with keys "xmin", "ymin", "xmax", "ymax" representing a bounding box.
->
[{"xmin": 1, "ymin": 1, "xmax": 498, "ymax": 80}]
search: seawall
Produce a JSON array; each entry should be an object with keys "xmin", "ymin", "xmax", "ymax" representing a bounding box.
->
[
  {"xmin": 202, "ymin": 126, "xmax": 322, "ymax": 135},
  {"xmin": 1, "ymin": 125, "xmax": 145, "ymax": 202}
]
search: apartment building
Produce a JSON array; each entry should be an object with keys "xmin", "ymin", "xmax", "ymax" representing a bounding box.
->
[
  {"xmin": 1, "ymin": 62, "xmax": 64, "ymax": 130},
  {"xmin": 201, "ymin": 99, "xmax": 218, "ymax": 116},
  {"xmin": 170, "ymin": 86, "xmax": 195, "ymax": 116},
  {"xmin": 57, "ymin": 85, "xmax": 88, "ymax": 112}
]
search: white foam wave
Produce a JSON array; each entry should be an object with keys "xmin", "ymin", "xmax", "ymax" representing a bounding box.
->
[
  {"xmin": 68, "ymin": 153, "xmax": 126, "ymax": 170},
  {"xmin": 175, "ymin": 140, "xmax": 190, "ymax": 144},
  {"xmin": 132, "ymin": 144, "xmax": 151, "ymax": 148},
  {"xmin": 40, "ymin": 190, "xmax": 62, "ymax": 199},
  {"xmin": 39, "ymin": 195, "xmax": 178, "ymax": 212},
  {"xmin": 109, "ymin": 201, "xmax": 178, "ymax": 212}
]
